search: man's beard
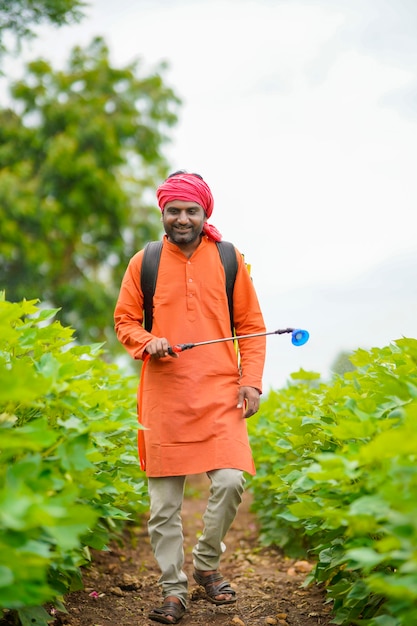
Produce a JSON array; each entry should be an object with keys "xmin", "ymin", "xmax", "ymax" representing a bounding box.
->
[{"xmin": 168, "ymin": 226, "xmax": 202, "ymax": 245}]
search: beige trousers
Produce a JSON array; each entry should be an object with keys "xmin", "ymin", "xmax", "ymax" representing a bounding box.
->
[{"xmin": 147, "ymin": 468, "xmax": 245, "ymax": 607}]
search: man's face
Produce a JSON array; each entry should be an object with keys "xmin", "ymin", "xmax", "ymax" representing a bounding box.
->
[{"xmin": 162, "ymin": 200, "xmax": 207, "ymax": 246}]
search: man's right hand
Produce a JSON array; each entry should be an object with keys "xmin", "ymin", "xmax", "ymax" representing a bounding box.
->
[{"xmin": 145, "ymin": 338, "xmax": 179, "ymax": 359}]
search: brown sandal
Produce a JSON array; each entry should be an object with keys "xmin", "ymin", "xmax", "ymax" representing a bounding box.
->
[
  {"xmin": 193, "ymin": 570, "xmax": 237, "ymax": 605},
  {"xmin": 148, "ymin": 599, "xmax": 186, "ymax": 624}
]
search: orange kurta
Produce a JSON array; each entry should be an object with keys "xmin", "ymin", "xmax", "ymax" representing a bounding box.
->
[{"xmin": 114, "ymin": 236, "xmax": 266, "ymax": 477}]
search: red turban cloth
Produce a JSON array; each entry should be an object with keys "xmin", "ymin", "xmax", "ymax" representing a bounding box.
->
[{"xmin": 156, "ymin": 173, "xmax": 222, "ymax": 242}]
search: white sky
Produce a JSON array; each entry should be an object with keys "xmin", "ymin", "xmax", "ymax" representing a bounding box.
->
[{"xmin": 2, "ymin": 0, "xmax": 417, "ymax": 389}]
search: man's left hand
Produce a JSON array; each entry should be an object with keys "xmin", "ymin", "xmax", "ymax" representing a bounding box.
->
[{"xmin": 237, "ymin": 386, "xmax": 261, "ymax": 419}]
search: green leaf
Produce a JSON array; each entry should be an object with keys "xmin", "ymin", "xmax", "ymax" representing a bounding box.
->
[
  {"xmin": 348, "ymin": 495, "xmax": 389, "ymax": 519},
  {"xmin": 288, "ymin": 500, "xmax": 323, "ymax": 518},
  {"xmin": 0, "ymin": 362, "xmax": 50, "ymax": 403},
  {"xmin": 344, "ymin": 547, "xmax": 386, "ymax": 571},
  {"xmin": 47, "ymin": 508, "xmax": 99, "ymax": 551},
  {"xmin": 368, "ymin": 617, "xmax": 400, "ymax": 626},
  {"xmin": 0, "ymin": 422, "xmax": 58, "ymax": 456},
  {"xmin": 32, "ymin": 308, "xmax": 61, "ymax": 322},
  {"xmin": 289, "ymin": 369, "xmax": 321, "ymax": 381},
  {"xmin": 0, "ymin": 566, "xmax": 13, "ymax": 587},
  {"xmin": 56, "ymin": 433, "xmax": 93, "ymax": 471},
  {"xmin": 17, "ymin": 606, "xmax": 53, "ymax": 626}
]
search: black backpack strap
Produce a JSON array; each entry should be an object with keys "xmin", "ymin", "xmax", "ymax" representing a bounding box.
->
[
  {"xmin": 141, "ymin": 241, "xmax": 163, "ymax": 332},
  {"xmin": 216, "ymin": 241, "xmax": 238, "ymax": 333}
]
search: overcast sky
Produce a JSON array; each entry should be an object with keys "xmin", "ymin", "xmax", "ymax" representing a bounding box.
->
[{"xmin": 3, "ymin": 0, "xmax": 417, "ymax": 389}]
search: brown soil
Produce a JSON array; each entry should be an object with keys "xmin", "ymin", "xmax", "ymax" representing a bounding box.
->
[{"xmin": 44, "ymin": 475, "xmax": 334, "ymax": 625}]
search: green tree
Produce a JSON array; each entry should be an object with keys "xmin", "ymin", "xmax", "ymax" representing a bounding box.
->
[
  {"xmin": 0, "ymin": 36, "xmax": 180, "ymax": 347},
  {"xmin": 0, "ymin": 0, "xmax": 86, "ymax": 57}
]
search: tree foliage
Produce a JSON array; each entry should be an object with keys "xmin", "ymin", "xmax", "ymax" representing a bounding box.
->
[
  {"xmin": 0, "ymin": 0, "xmax": 86, "ymax": 57},
  {"xmin": 0, "ymin": 36, "xmax": 180, "ymax": 346}
]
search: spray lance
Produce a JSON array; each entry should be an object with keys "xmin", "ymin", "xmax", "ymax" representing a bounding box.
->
[
  {"xmin": 167, "ymin": 327, "xmax": 310, "ymax": 355},
  {"xmin": 137, "ymin": 327, "xmax": 309, "ymax": 471}
]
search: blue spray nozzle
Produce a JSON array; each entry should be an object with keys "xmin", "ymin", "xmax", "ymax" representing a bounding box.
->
[{"xmin": 291, "ymin": 329, "xmax": 309, "ymax": 346}]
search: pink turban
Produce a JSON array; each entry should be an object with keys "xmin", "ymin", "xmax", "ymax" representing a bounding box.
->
[{"xmin": 156, "ymin": 172, "xmax": 222, "ymax": 242}]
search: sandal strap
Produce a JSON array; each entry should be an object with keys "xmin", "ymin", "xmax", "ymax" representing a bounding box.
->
[
  {"xmin": 154, "ymin": 602, "xmax": 179, "ymax": 613},
  {"xmin": 193, "ymin": 570, "xmax": 236, "ymax": 598},
  {"xmin": 208, "ymin": 579, "xmax": 236, "ymax": 596},
  {"xmin": 194, "ymin": 571, "xmax": 223, "ymax": 586},
  {"xmin": 151, "ymin": 601, "xmax": 185, "ymax": 619}
]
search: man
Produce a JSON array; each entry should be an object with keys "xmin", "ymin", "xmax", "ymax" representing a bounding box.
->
[{"xmin": 114, "ymin": 171, "xmax": 266, "ymax": 624}]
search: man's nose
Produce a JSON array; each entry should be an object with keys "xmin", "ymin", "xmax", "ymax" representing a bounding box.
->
[{"xmin": 177, "ymin": 210, "xmax": 189, "ymax": 223}]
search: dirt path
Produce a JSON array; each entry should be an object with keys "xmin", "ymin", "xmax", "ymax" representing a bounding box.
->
[{"xmin": 54, "ymin": 475, "xmax": 333, "ymax": 626}]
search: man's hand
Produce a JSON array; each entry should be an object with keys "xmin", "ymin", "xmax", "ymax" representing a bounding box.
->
[
  {"xmin": 145, "ymin": 338, "xmax": 179, "ymax": 359},
  {"xmin": 237, "ymin": 386, "xmax": 261, "ymax": 419}
]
